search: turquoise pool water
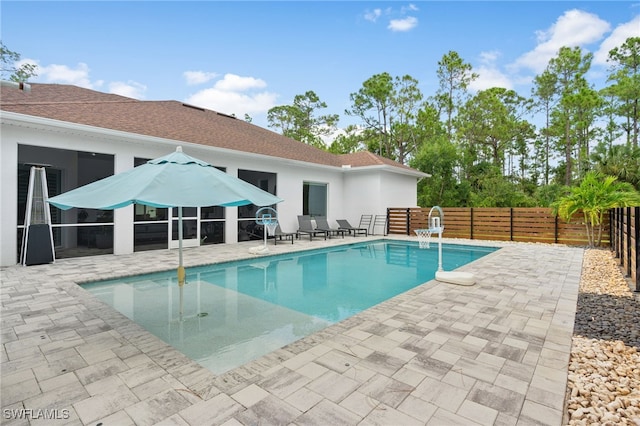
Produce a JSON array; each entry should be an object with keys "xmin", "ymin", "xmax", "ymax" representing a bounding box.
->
[{"xmin": 84, "ymin": 240, "xmax": 498, "ymax": 374}]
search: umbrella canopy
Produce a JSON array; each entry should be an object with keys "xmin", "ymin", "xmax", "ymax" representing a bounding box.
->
[
  {"xmin": 48, "ymin": 146, "xmax": 283, "ymax": 319},
  {"xmin": 48, "ymin": 146, "xmax": 282, "ymax": 210}
]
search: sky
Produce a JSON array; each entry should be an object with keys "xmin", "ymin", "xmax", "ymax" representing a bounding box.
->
[{"xmin": 2, "ymin": 1, "xmax": 639, "ymax": 132}]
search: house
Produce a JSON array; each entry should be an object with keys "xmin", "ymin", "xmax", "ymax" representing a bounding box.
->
[{"xmin": 0, "ymin": 83, "xmax": 428, "ymax": 266}]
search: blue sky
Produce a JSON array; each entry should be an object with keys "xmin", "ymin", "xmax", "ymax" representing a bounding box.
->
[{"xmin": 2, "ymin": 1, "xmax": 639, "ymax": 131}]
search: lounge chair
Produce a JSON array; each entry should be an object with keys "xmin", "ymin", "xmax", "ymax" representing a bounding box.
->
[
  {"xmin": 272, "ymin": 224, "xmax": 295, "ymax": 245},
  {"xmin": 297, "ymin": 215, "xmax": 328, "ymax": 241},
  {"xmin": 314, "ymin": 216, "xmax": 345, "ymax": 238},
  {"xmin": 337, "ymin": 219, "xmax": 368, "ymax": 237}
]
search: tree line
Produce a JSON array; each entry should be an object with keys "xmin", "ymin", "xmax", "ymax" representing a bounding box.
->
[
  {"xmin": 267, "ymin": 38, "xmax": 640, "ymax": 208},
  {"xmin": 3, "ymin": 39, "xmax": 639, "ymax": 213}
]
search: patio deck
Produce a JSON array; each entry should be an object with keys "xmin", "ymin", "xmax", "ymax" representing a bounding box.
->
[{"xmin": 1, "ymin": 236, "xmax": 583, "ymax": 425}]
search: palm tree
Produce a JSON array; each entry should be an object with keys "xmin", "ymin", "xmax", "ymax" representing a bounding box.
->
[
  {"xmin": 552, "ymin": 171, "xmax": 640, "ymax": 247},
  {"xmin": 591, "ymin": 143, "xmax": 640, "ymax": 189}
]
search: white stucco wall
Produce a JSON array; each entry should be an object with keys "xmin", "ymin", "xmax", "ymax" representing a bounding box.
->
[
  {"xmin": 342, "ymin": 170, "xmax": 381, "ymax": 226},
  {"xmin": 0, "ymin": 133, "xmax": 18, "ymax": 268},
  {"xmin": 1, "ymin": 113, "xmax": 423, "ymax": 266},
  {"xmin": 379, "ymin": 171, "xmax": 419, "ymax": 210},
  {"xmin": 341, "ymin": 168, "xmax": 419, "ymax": 226}
]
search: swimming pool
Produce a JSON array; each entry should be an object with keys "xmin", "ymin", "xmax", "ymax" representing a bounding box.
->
[{"xmin": 83, "ymin": 240, "xmax": 498, "ymax": 374}]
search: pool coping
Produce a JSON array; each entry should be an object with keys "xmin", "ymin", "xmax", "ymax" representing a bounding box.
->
[{"xmin": 1, "ymin": 236, "xmax": 583, "ymax": 425}]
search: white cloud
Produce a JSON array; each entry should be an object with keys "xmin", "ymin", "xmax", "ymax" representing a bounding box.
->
[
  {"xmin": 183, "ymin": 70, "xmax": 218, "ymax": 85},
  {"xmin": 214, "ymin": 73, "xmax": 267, "ymax": 91},
  {"xmin": 364, "ymin": 8, "xmax": 382, "ymax": 22},
  {"xmin": 185, "ymin": 73, "xmax": 277, "ymax": 118},
  {"xmin": 479, "ymin": 50, "xmax": 500, "ymax": 64},
  {"xmin": 15, "ymin": 58, "xmax": 38, "ymax": 71},
  {"xmin": 470, "ymin": 51, "xmax": 513, "ymax": 92},
  {"xmin": 322, "ymin": 126, "xmax": 345, "ymax": 143},
  {"xmin": 388, "ymin": 16, "xmax": 418, "ymax": 32},
  {"xmin": 23, "ymin": 59, "xmax": 103, "ymax": 89},
  {"xmin": 19, "ymin": 59, "xmax": 148, "ymax": 98},
  {"xmin": 402, "ymin": 4, "xmax": 419, "ymax": 13},
  {"xmin": 186, "ymin": 88, "xmax": 278, "ymax": 117},
  {"xmin": 511, "ymin": 9, "xmax": 611, "ymax": 73},
  {"xmin": 470, "ymin": 66, "xmax": 513, "ymax": 92},
  {"xmin": 364, "ymin": 4, "xmax": 419, "ymax": 32},
  {"xmin": 108, "ymin": 81, "xmax": 147, "ymax": 99},
  {"xmin": 593, "ymin": 15, "xmax": 640, "ymax": 66}
]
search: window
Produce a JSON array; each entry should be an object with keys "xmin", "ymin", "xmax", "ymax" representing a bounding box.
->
[
  {"xmin": 132, "ymin": 158, "xmax": 227, "ymax": 249},
  {"xmin": 17, "ymin": 147, "xmax": 115, "ymax": 260},
  {"xmin": 303, "ymin": 182, "xmax": 327, "ymax": 217},
  {"xmin": 237, "ymin": 170, "xmax": 277, "ymax": 219},
  {"xmin": 133, "ymin": 157, "xmax": 169, "ymax": 251},
  {"xmin": 238, "ymin": 169, "xmax": 277, "ymax": 241},
  {"xmin": 200, "ymin": 205, "xmax": 225, "ymax": 245}
]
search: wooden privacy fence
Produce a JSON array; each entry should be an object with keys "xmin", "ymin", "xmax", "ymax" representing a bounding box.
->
[
  {"xmin": 610, "ymin": 207, "xmax": 640, "ymax": 292},
  {"xmin": 387, "ymin": 207, "xmax": 611, "ymax": 246}
]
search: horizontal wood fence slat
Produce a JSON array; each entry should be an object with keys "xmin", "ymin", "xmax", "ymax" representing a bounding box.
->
[{"xmin": 386, "ymin": 207, "xmax": 611, "ymax": 247}]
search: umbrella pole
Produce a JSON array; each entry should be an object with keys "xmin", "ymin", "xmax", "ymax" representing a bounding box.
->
[{"xmin": 178, "ymin": 206, "xmax": 185, "ymax": 320}]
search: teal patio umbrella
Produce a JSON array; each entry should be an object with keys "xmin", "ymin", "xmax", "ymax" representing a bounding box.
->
[{"xmin": 48, "ymin": 146, "xmax": 282, "ymax": 317}]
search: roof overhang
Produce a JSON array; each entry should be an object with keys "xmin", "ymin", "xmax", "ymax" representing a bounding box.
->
[{"xmin": 340, "ymin": 163, "xmax": 430, "ymax": 179}]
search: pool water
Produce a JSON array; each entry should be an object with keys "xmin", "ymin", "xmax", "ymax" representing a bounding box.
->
[{"xmin": 83, "ymin": 240, "xmax": 498, "ymax": 374}]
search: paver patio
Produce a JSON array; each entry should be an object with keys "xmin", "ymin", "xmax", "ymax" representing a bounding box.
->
[{"xmin": 1, "ymin": 236, "xmax": 583, "ymax": 425}]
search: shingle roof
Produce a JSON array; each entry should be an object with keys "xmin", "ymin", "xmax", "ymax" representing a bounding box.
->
[
  {"xmin": 340, "ymin": 151, "xmax": 410, "ymax": 168},
  {"xmin": 1, "ymin": 83, "xmax": 420, "ymax": 173}
]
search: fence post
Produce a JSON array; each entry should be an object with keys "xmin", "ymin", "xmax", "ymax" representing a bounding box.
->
[
  {"xmin": 406, "ymin": 208, "xmax": 410, "ymax": 236},
  {"xmin": 611, "ymin": 208, "xmax": 620, "ymax": 259},
  {"xmin": 609, "ymin": 209, "xmax": 614, "ymax": 252},
  {"xmin": 510, "ymin": 207, "xmax": 514, "ymax": 241},
  {"xmin": 614, "ymin": 208, "xmax": 620, "ymax": 259},
  {"xmin": 620, "ymin": 208, "xmax": 625, "ymax": 266},
  {"xmin": 635, "ymin": 207, "xmax": 639, "ymax": 292},
  {"xmin": 386, "ymin": 208, "xmax": 390, "ymax": 236},
  {"xmin": 470, "ymin": 208, "xmax": 474, "ymax": 240},
  {"xmin": 627, "ymin": 207, "xmax": 632, "ymax": 277},
  {"xmin": 554, "ymin": 214, "xmax": 558, "ymax": 244}
]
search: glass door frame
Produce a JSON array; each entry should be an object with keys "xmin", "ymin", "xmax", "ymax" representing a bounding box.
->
[{"xmin": 169, "ymin": 207, "xmax": 200, "ymax": 249}]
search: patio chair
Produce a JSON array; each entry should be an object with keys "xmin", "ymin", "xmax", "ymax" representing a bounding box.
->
[
  {"xmin": 297, "ymin": 215, "xmax": 328, "ymax": 241},
  {"xmin": 272, "ymin": 224, "xmax": 295, "ymax": 245},
  {"xmin": 359, "ymin": 214, "xmax": 373, "ymax": 235},
  {"xmin": 371, "ymin": 214, "xmax": 387, "ymax": 236},
  {"xmin": 337, "ymin": 219, "xmax": 368, "ymax": 237},
  {"xmin": 314, "ymin": 216, "xmax": 345, "ymax": 238}
]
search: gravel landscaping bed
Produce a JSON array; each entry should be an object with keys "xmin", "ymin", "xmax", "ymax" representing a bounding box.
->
[{"xmin": 565, "ymin": 248, "xmax": 640, "ymax": 425}]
